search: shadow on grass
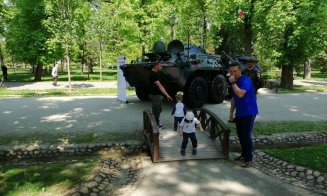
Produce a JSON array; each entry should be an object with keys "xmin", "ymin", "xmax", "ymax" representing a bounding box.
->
[
  {"xmin": 0, "ymin": 158, "xmax": 98, "ymax": 195},
  {"xmin": 0, "ymin": 131, "xmax": 144, "ymax": 146}
]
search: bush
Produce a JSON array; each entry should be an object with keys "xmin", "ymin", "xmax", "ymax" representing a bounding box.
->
[{"xmin": 320, "ymin": 66, "xmax": 327, "ymax": 73}]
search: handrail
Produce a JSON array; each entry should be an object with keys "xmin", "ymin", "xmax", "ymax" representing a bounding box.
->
[
  {"xmin": 193, "ymin": 108, "xmax": 230, "ymax": 158},
  {"xmin": 143, "ymin": 110, "xmax": 159, "ymax": 162},
  {"xmin": 143, "ymin": 108, "xmax": 230, "ymax": 162}
]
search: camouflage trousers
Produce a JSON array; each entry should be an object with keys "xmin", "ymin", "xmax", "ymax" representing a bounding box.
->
[{"xmin": 149, "ymin": 94, "xmax": 163, "ymax": 125}]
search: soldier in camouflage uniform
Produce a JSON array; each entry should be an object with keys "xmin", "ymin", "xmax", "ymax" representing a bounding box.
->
[{"xmin": 243, "ymin": 57, "xmax": 262, "ymax": 94}]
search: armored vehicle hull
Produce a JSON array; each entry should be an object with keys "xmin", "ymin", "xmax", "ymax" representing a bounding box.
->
[{"xmin": 120, "ymin": 40, "xmax": 228, "ymax": 108}]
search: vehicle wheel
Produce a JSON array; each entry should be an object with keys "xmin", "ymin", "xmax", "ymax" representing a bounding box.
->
[
  {"xmin": 209, "ymin": 75, "xmax": 227, "ymax": 103},
  {"xmin": 185, "ymin": 77, "xmax": 208, "ymax": 108},
  {"xmin": 135, "ymin": 87, "xmax": 149, "ymax": 101}
]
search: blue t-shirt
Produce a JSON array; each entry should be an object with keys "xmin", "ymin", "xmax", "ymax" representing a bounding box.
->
[{"xmin": 231, "ymin": 75, "xmax": 258, "ymax": 117}]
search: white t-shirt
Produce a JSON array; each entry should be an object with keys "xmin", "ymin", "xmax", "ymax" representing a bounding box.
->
[
  {"xmin": 173, "ymin": 102, "xmax": 186, "ymax": 117},
  {"xmin": 179, "ymin": 117, "xmax": 200, "ymax": 133}
]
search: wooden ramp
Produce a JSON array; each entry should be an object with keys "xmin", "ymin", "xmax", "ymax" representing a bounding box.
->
[
  {"xmin": 143, "ymin": 108, "xmax": 230, "ymax": 163},
  {"xmin": 158, "ymin": 128, "xmax": 226, "ymax": 162}
]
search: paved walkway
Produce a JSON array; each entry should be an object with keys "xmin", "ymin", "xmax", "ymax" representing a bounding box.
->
[{"xmin": 1, "ymin": 80, "xmax": 327, "ymax": 196}]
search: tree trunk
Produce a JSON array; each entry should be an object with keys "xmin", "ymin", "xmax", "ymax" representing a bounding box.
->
[
  {"xmin": 280, "ymin": 65, "xmax": 294, "ymax": 88},
  {"xmin": 99, "ymin": 40, "xmax": 103, "ymax": 82},
  {"xmin": 303, "ymin": 59, "xmax": 311, "ymax": 79},
  {"xmin": 244, "ymin": 0, "xmax": 255, "ymax": 55},
  {"xmin": 34, "ymin": 64, "xmax": 43, "ymax": 81},
  {"xmin": 65, "ymin": 39, "xmax": 72, "ymax": 91},
  {"xmin": 0, "ymin": 43, "xmax": 4, "ymax": 67}
]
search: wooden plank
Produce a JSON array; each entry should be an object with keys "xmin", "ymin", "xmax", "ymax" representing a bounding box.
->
[{"xmin": 150, "ymin": 128, "xmax": 227, "ymax": 162}]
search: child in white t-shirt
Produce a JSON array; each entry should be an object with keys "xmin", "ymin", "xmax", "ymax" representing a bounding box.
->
[
  {"xmin": 179, "ymin": 111, "xmax": 204, "ymax": 156},
  {"xmin": 171, "ymin": 92, "xmax": 186, "ymax": 131}
]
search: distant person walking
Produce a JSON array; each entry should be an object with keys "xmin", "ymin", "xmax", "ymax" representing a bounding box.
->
[
  {"xmin": 228, "ymin": 62, "xmax": 258, "ymax": 168},
  {"xmin": 51, "ymin": 64, "xmax": 58, "ymax": 86},
  {"xmin": 1, "ymin": 65, "xmax": 8, "ymax": 80},
  {"xmin": 149, "ymin": 61, "xmax": 173, "ymax": 129},
  {"xmin": 171, "ymin": 91, "xmax": 186, "ymax": 131}
]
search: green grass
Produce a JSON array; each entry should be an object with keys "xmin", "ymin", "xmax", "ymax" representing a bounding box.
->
[
  {"xmin": 228, "ymin": 121, "xmax": 327, "ymax": 136},
  {"xmin": 0, "ymin": 87, "xmax": 136, "ymax": 97},
  {"xmin": 0, "ymin": 131, "xmax": 144, "ymax": 146},
  {"xmin": 277, "ymin": 85, "xmax": 327, "ymax": 93},
  {"xmin": 6, "ymin": 67, "xmax": 117, "ymax": 82},
  {"xmin": 264, "ymin": 143, "xmax": 327, "ymax": 173},
  {"xmin": 262, "ymin": 69, "xmax": 327, "ymax": 81},
  {"xmin": 0, "ymin": 157, "xmax": 98, "ymax": 196}
]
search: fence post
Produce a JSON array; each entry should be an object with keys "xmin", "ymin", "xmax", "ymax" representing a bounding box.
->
[{"xmin": 222, "ymin": 128, "xmax": 230, "ymax": 158}]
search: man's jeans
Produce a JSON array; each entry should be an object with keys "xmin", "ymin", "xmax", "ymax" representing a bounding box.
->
[{"xmin": 235, "ymin": 115, "xmax": 256, "ymax": 162}]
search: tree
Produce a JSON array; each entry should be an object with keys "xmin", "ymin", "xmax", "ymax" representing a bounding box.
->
[
  {"xmin": 253, "ymin": 0, "xmax": 327, "ymax": 88},
  {"xmin": 44, "ymin": 0, "xmax": 86, "ymax": 90},
  {"xmin": 6, "ymin": 0, "xmax": 55, "ymax": 81},
  {"xmin": 0, "ymin": 1, "xmax": 7, "ymax": 67}
]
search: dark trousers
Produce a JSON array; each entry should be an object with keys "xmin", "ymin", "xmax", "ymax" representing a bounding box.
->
[
  {"xmin": 52, "ymin": 76, "xmax": 58, "ymax": 85},
  {"xmin": 174, "ymin": 117, "xmax": 184, "ymax": 130},
  {"xmin": 181, "ymin": 132, "xmax": 197, "ymax": 149},
  {"xmin": 150, "ymin": 95, "xmax": 162, "ymax": 125},
  {"xmin": 235, "ymin": 115, "xmax": 256, "ymax": 162}
]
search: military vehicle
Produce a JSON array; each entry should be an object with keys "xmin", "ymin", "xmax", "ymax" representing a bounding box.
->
[{"xmin": 120, "ymin": 40, "xmax": 228, "ymax": 108}]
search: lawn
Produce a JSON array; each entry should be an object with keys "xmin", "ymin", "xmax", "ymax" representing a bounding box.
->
[
  {"xmin": 0, "ymin": 87, "xmax": 136, "ymax": 97},
  {"xmin": 228, "ymin": 121, "xmax": 327, "ymax": 136},
  {"xmin": 264, "ymin": 143, "xmax": 327, "ymax": 173},
  {"xmin": 5, "ymin": 65, "xmax": 117, "ymax": 82},
  {"xmin": 0, "ymin": 131, "xmax": 144, "ymax": 146},
  {"xmin": 0, "ymin": 157, "xmax": 98, "ymax": 196}
]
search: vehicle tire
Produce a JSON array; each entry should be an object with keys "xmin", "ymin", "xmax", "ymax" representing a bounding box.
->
[
  {"xmin": 185, "ymin": 77, "xmax": 208, "ymax": 108},
  {"xmin": 209, "ymin": 75, "xmax": 227, "ymax": 103},
  {"xmin": 135, "ymin": 87, "xmax": 149, "ymax": 101}
]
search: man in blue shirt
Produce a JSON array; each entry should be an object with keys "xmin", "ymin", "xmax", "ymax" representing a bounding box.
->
[{"xmin": 228, "ymin": 62, "xmax": 258, "ymax": 168}]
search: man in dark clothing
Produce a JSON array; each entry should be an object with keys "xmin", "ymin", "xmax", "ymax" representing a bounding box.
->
[
  {"xmin": 149, "ymin": 61, "xmax": 173, "ymax": 129},
  {"xmin": 1, "ymin": 65, "xmax": 8, "ymax": 80},
  {"xmin": 229, "ymin": 62, "xmax": 258, "ymax": 168},
  {"xmin": 243, "ymin": 58, "xmax": 262, "ymax": 94}
]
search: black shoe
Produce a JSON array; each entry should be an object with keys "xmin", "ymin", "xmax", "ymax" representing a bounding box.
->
[
  {"xmin": 241, "ymin": 161, "xmax": 253, "ymax": 168},
  {"xmin": 234, "ymin": 156, "xmax": 245, "ymax": 162},
  {"xmin": 158, "ymin": 124, "xmax": 165, "ymax": 129},
  {"xmin": 192, "ymin": 149, "xmax": 197, "ymax": 155},
  {"xmin": 181, "ymin": 149, "xmax": 186, "ymax": 156}
]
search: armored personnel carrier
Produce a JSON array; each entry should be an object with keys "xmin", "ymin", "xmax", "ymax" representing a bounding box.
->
[{"xmin": 120, "ymin": 40, "xmax": 228, "ymax": 108}]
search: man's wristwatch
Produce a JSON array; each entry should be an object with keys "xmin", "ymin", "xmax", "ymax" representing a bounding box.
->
[{"xmin": 230, "ymin": 81, "xmax": 236, "ymax": 85}]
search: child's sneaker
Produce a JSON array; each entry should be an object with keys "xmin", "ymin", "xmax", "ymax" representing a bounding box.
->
[
  {"xmin": 192, "ymin": 149, "xmax": 197, "ymax": 155},
  {"xmin": 158, "ymin": 124, "xmax": 165, "ymax": 130},
  {"xmin": 181, "ymin": 149, "xmax": 186, "ymax": 156}
]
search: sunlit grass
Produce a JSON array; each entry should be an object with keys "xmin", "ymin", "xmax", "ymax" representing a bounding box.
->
[
  {"xmin": 0, "ymin": 87, "xmax": 136, "ymax": 97},
  {"xmin": 264, "ymin": 143, "xmax": 327, "ymax": 173},
  {"xmin": 0, "ymin": 157, "xmax": 98, "ymax": 195},
  {"xmin": 6, "ymin": 66, "xmax": 117, "ymax": 82},
  {"xmin": 228, "ymin": 121, "xmax": 327, "ymax": 136},
  {"xmin": 277, "ymin": 85, "xmax": 327, "ymax": 93},
  {"xmin": 0, "ymin": 131, "xmax": 144, "ymax": 146}
]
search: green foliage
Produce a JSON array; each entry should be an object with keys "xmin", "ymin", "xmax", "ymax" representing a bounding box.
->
[
  {"xmin": 5, "ymin": 0, "xmax": 55, "ymax": 66},
  {"xmin": 264, "ymin": 143, "xmax": 327, "ymax": 173},
  {"xmin": 0, "ymin": 158, "xmax": 98, "ymax": 195},
  {"xmin": 253, "ymin": 0, "xmax": 327, "ymax": 67},
  {"xmin": 2, "ymin": 0, "xmax": 327, "ymax": 82}
]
